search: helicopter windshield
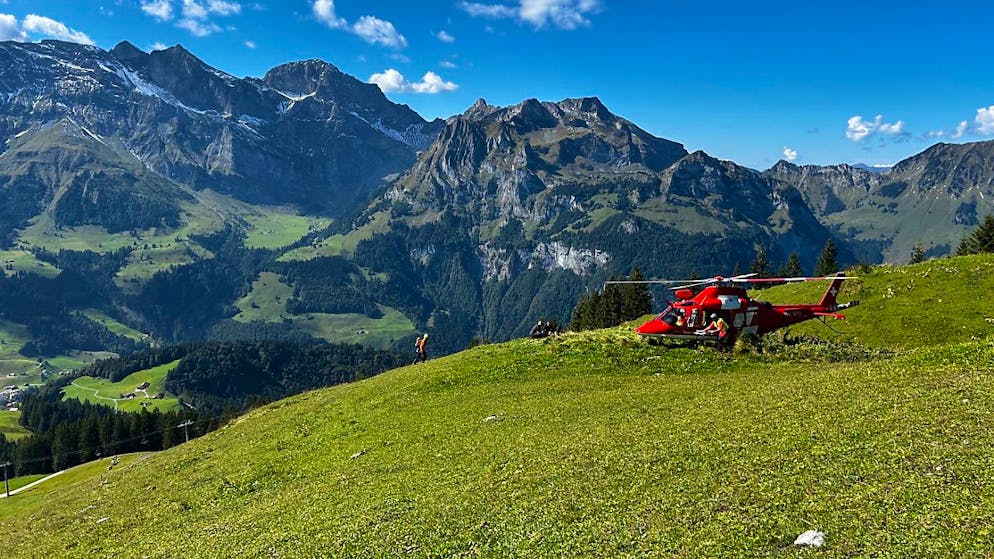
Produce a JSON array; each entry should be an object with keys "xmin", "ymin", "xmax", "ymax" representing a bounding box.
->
[{"xmin": 657, "ymin": 306, "xmax": 687, "ymax": 326}]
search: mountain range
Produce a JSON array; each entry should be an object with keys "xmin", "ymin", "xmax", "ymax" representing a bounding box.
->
[{"xmin": 1, "ymin": 39, "xmax": 993, "ymax": 359}]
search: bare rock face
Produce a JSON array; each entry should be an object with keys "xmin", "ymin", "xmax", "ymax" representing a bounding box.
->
[{"xmin": 389, "ymin": 96, "xmax": 688, "ymax": 222}]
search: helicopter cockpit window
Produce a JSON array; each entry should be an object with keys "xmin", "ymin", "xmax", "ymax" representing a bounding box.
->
[{"xmin": 660, "ymin": 307, "xmax": 687, "ymax": 326}]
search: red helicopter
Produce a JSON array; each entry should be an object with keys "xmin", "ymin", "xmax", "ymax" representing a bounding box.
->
[{"xmin": 608, "ymin": 273, "xmax": 859, "ymax": 345}]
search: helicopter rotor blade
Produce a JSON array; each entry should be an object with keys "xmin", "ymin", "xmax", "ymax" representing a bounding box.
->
[{"xmin": 735, "ymin": 275, "xmax": 850, "ymax": 283}]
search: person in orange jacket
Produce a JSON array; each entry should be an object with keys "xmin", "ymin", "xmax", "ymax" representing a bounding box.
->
[{"xmin": 413, "ymin": 333, "xmax": 429, "ymax": 364}]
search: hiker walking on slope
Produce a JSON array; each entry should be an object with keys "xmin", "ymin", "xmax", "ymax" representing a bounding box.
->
[{"xmin": 413, "ymin": 333, "xmax": 429, "ymax": 364}]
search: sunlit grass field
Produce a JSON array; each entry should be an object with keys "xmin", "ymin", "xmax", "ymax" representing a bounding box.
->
[
  {"xmin": 1, "ymin": 255, "xmax": 993, "ymax": 557},
  {"xmin": 234, "ymin": 273, "xmax": 417, "ymax": 349},
  {"xmin": 0, "ymin": 411, "xmax": 31, "ymax": 441},
  {"xmin": 0, "ymin": 454, "xmax": 148, "ymax": 521},
  {"xmin": 61, "ymin": 359, "xmax": 181, "ymax": 413}
]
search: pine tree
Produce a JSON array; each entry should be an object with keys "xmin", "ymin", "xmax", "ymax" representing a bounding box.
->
[
  {"xmin": 956, "ymin": 214, "xmax": 994, "ymax": 256},
  {"xmin": 910, "ymin": 243, "xmax": 925, "ymax": 264},
  {"xmin": 814, "ymin": 239, "xmax": 839, "ymax": 276},
  {"xmin": 749, "ymin": 247, "xmax": 771, "ymax": 277},
  {"xmin": 570, "ymin": 291, "xmax": 599, "ymax": 331},
  {"xmin": 778, "ymin": 252, "xmax": 803, "ymax": 277},
  {"xmin": 620, "ymin": 267, "xmax": 653, "ymax": 321},
  {"xmin": 601, "ymin": 281, "xmax": 624, "ymax": 327}
]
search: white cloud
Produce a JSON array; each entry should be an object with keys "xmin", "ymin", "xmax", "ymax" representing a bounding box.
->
[
  {"xmin": 440, "ymin": 60, "xmax": 458, "ymax": 69},
  {"xmin": 311, "ymin": 1, "xmax": 406, "ymax": 48},
  {"xmin": 140, "ymin": 0, "xmax": 173, "ymax": 21},
  {"xmin": 206, "ymin": 0, "xmax": 241, "ymax": 16},
  {"xmin": 181, "ymin": 0, "xmax": 208, "ymax": 19},
  {"xmin": 782, "ymin": 146, "xmax": 798, "ymax": 162},
  {"xmin": 975, "ymin": 106, "xmax": 994, "ymax": 136},
  {"xmin": 352, "ymin": 16, "xmax": 407, "ymax": 48},
  {"xmin": 22, "ymin": 14, "xmax": 94, "ymax": 45},
  {"xmin": 459, "ymin": 0, "xmax": 602, "ymax": 29},
  {"xmin": 436, "ymin": 30, "xmax": 455, "ymax": 42},
  {"xmin": 243, "ymin": 40, "xmax": 255, "ymax": 49},
  {"xmin": 176, "ymin": 17, "xmax": 221, "ymax": 36},
  {"xmin": 458, "ymin": 2, "xmax": 516, "ymax": 18},
  {"xmin": 845, "ymin": 114, "xmax": 909, "ymax": 142},
  {"xmin": 151, "ymin": 41, "xmax": 169, "ymax": 51},
  {"xmin": 928, "ymin": 119, "xmax": 970, "ymax": 140},
  {"xmin": 0, "ymin": 13, "xmax": 26, "ymax": 41},
  {"xmin": 519, "ymin": 0, "xmax": 600, "ymax": 28},
  {"xmin": 369, "ymin": 68, "xmax": 458, "ymax": 94},
  {"xmin": 171, "ymin": 0, "xmax": 238, "ymax": 36},
  {"xmin": 312, "ymin": 0, "xmax": 346, "ymax": 28},
  {"xmin": 952, "ymin": 120, "xmax": 968, "ymax": 139}
]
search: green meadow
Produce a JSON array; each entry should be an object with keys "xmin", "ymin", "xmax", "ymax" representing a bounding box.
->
[
  {"xmin": 0, "ymin": 411, "xmax": 31, "ymax": 441},
  {"xmin": 234, "ymin": 273, "xmax": 417, "ymax": 349},
  {"xmin": 81, "ymin": 309, "xmax": 147, "ymax": 342},
  {"xmin": 61, "ymin": 359, "xmax": 182, "ymax": 413},
  {"xmin": 0, "ymin": 455, "xmax": 148, "ymax": 521},
  {"xmin": 0, "ymin": 249, "xmax": 60, "ymax": 278},
  {"xmin": 1, "ymin": 255, "xmax": 993, "ymax": 557}
]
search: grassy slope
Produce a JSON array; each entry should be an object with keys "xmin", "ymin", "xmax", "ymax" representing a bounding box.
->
[
  {"xmin": 760, "ymin": 255, "xmax": 994, "ymax": 349},
  {"xmin": 0, "ymin": 411, "xmax": 30, "ymax": 441},
  {"xmin": 234, "ymin": 273, "xmax": 417, "ymax": 349},
  {"xmin": 61, "ymin": 359, "xmax": 181, "ymax": 413},
  {"xmin": 2, "ymin": 256, "xmax": 994, "ymax": 557},
  {"xmin": 81, "ymin": 309, "xmax": 147, "ymax": 342},
  {"xmin": 290, "ymin": 305, "xmax": 417, "ymax": 351},
  {"xmin": 0, "ymin": 249, "xmax": 60, "ymax": 278},
  {"xmin": 13, "ymin": 190, "xmax": 326, "ymax": 292},
  {"xmin": 278, "ymin": 210, "xmax": 391, "ymax": 261},
  {"xmin": 0, "ymin": 455, "xmax": 149, "ymax": 521}
]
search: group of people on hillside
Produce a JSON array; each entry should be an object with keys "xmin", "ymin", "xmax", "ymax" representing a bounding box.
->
[{"xmin": 529, "ymin": 319, "xmax": 561, "ymax": 339}]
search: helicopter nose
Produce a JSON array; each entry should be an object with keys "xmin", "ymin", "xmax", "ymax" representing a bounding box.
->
[{"xmin": 636, "ymin": 319, "xmax": 667, "ymax": 335}]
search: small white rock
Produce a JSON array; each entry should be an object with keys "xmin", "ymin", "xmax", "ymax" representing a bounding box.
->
[
  {"xmin": 794, "ymin": 530, "xmax": 824, "ymax": 547},
  {"xmin": 482, "ymin": 415, "xmax": 499, "ymax": 422}
]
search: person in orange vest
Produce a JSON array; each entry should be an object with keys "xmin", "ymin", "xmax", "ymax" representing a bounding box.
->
[
  {"xmin": 413, "ymin": 333, "xmax": 429, "ymax": 364},
  {"xmin": 702, "ymin": 313, "xmax": 733, "ymax": 351}
]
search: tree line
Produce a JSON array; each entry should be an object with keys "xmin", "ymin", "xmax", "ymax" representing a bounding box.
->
[
  {"xmin": 571, "ymin": 267, "xmax": 654, "ymax": 331},
  {"xmin": 0, "ymin": 387, "xmax": 212, "ymax": 476}
]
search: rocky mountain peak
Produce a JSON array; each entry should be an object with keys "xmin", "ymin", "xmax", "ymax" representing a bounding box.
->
[
  {"xmin": 462, "ymin": 98, "xmax": 498, "ymax": 120},
  {"xmin": 110, "ymin": 40, "xmax": 147, "ymax": 64},
  {"xmin": 262, "ymin": 59, "xmax": 344, "ymax": 96},
  {"xmin": 554, "ymin": 96, "xmax": 613, "ymax": 121},
  {"xmin": 505, "ymin": 98, "xmax": 558, "ymax": 132}
]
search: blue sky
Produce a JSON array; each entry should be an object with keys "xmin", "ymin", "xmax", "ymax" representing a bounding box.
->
[{"xmin": 1, "ymin": 0, "xmax": 992, "ymax": 169}]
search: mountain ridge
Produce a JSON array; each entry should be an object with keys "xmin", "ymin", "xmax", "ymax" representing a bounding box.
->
[{"xmin": 2, "ymin": 39, "xmax": 994, "ymax": 357}]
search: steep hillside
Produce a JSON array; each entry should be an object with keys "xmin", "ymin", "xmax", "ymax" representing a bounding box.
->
[
  {"xmin": 3, "ymin": 256, "xmax": 993, "ymax": 557},
  {"xmin": 0, "ymin": 40, "xmax": 441, "ymax": 216}
]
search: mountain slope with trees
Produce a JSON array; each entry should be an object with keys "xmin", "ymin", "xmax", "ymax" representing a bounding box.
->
[{"xmin": 1, "ymin": 40, "xmax": 994, "ymax": 360}]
